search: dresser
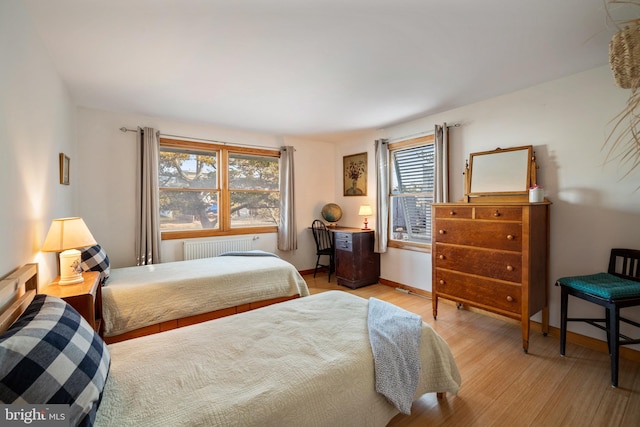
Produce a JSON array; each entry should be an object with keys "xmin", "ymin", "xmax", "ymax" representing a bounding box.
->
[
  {"xmin": 431, "ymin": 201, "xmax": 550, "ymax": 352},
  {"xmin": 332, "ymin": 229, "xmax": 380, "ymax": 289}
]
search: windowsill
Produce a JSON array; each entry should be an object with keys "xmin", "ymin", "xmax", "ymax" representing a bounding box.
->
[
  {"xmin": 387, "ymin": 240, "xmax": 431, "ymax": 253},
  {"xmin": 161, "ymin": 226, "xmax": 278, "ymax": 240}
]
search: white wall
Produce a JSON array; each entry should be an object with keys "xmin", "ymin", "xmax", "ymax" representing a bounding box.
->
[
  {"xmin": 0, "ymin": 1, "xmax": 77, "ymax": 286},
  {"xmin": 341, "ymin": 65, "xmax": 640, "ymax": 341},
  {"xmin": 75, "ymin": 108, "xmax": 336, "ymax": 270}
]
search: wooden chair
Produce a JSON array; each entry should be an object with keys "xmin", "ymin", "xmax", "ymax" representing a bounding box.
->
[
  {"xmin": 311, "ymin": 219, "xmax": 334, "ymax": 282},
  {"xmin": 557, "ymin": 248, "xmax": 640, "ymax": 387}
]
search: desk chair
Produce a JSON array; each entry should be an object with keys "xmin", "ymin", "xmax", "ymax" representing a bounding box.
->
[
  {"xmin": 311, "ymin": 219, "xmax": 334, "ymax": 282},
  {"xmin": 557, "ymin": 248, "xmax": 640, "ymax": 387}
]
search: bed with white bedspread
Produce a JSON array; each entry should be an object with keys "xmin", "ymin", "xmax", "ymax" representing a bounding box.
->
[
  {"xmin": 102, "ymin": 253, "xmax": 309, "ymax": 342},
  {"xmin": 0, "ymin": 265, "xmax": 460, "ymax": 427},
  {"xmin": 95, "ymin": 291, "xmax": 461, "ymax": 427}
]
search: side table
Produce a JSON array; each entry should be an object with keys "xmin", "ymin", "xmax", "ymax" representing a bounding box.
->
[{"xmin": 41, "ymin": 271, "xmax": 103, "ymax": 336}]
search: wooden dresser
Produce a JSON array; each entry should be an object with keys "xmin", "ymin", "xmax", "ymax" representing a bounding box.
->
[
  {"xmin": 332, "ymin": 229, "xmax": 380, "ymax": 289},
  {"xmin": 431, "ymin": 201, "xmax": 550, "ymax": 352}
]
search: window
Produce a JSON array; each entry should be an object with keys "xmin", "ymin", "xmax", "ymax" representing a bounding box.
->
[
  {"xmin": 388, "ymin": 135, "xmax": 435, "ymax": 251},
  {"xmin": 158, "ymin": 138, "xmax": 280, "ymax": 240}
]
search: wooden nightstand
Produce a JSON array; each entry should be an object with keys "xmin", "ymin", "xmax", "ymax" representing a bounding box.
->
[{"xmin": 41, "ymin": 271, "xmax": 103, "ymax": 336}]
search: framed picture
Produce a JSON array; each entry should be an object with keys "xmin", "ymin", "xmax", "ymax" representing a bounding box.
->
[
  {"xmin": 59, "ymin": 153, "xmax": 70, "ymax": 185},
  {"xmin": 343, "ymin": 152, "xmax": 367, "ymax": 196}
]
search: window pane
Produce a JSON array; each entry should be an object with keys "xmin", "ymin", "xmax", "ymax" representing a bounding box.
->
[
  {"xmin": 230, "ymin": 191, "xmax": 279, "ymax": 227},
  {"xmin": 229, "ymin": 154, "xmax": 279, "ymax": 190},
  {"xmin": 391, "ymin": 144, "xmax": 434, "ymax": 194},
  {"xmin": 390, "ymin": 194, "xmax": 432, "ymax": 243},
  {"xmin": 159, "ymin": 190, "xmax": 219, "ymax": 231},
  {"xmin": 159, "ymin": 149, "xmax": 217, "ymax": 189}
]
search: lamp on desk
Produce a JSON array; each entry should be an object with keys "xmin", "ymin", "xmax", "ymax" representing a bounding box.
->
[
  {"xmin": 358, "ymin": 205, "xmax": 373, "ymax": 230},
  {"xmin": 42, "ymin": 217, "xmax": 96, "ymax": 285}
]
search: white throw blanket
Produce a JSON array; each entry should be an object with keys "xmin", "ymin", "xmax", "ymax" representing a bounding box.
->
[
  {"xmin": 101, "ymin": 256, "xmax": 309, "ymax": 337},
  {"xmin": 368, "ymin": 297, "xmax": 422, "ymax": 415},
  {"xmin": 95, "ymin": 291, "xmax": 461, "ymax": 427}
]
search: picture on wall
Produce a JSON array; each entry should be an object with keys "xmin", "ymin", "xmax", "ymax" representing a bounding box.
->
[
  {"xmin": 59, "ymin": 153, "xmax": 70, "ymax": 185},
  {"xmin": 343, "ymin": 152, "xmax": 367, "ymax": 196}
]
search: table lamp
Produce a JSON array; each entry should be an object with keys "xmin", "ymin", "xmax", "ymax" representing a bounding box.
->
[
  {"xmin": 358, "ymin": 205, "xmax": 373, "ymax": 230},
  {"xmin": 42, "ymin": 217, "xmax": 97, "ymax": 285}
]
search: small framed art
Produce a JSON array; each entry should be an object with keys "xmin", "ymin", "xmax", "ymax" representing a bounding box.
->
[
  {"xmin": 343, "ymin": 152, "xmax": 367, "ymax": 196},
  {"xmin": 59, "ymin": 153, "xmax": 70, "ymax": 185}
]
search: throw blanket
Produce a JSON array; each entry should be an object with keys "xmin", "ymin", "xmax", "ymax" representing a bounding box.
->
[
  {"xmin": 368, "ymin": 297, "xmax": 422, "ymax": 415},
  {"xmin": 218, "ymin": 250, "xmax": 280, "ymax": 258}
]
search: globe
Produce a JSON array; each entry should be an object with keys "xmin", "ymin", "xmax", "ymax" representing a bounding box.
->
[{"xmin": 321, "ymin": 203, "xmax": 343, "ymax": 224}]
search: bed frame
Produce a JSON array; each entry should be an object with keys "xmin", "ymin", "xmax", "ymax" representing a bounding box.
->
[
  {"xmin": 0, "ymin": 264, "xmax": 38, "ymax": 334},
  {"xmin": 103, "ymin": 294, "xmax": 299, "ymax": 344}
]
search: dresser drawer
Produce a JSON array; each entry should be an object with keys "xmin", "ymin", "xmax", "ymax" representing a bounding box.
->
[
  {"xmin": 334, "ymin": 232, "xmax": 352, "ymax": 252},
  {"xmin": 474, "ymin": 206, "xmax": 522, "ymax": 221},
  {"xmin": 434, "ymin": 269, "xmax": 522, "ymax": 315},
  {"xmin": 434, "ymin": 219, "xmax": 522, "ymax": 252},
  {"xmin": 434, "ymin": 206, "xmax": 473, "ymax": 219},
  {"xmin": 434, "ymin": 244, "xmax": 522, "ymax": 283}
]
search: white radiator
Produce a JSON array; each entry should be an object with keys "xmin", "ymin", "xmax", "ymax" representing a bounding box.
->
[{"xmin": 183, "ymin": 237, "xmax": 254, "ymax": 260}]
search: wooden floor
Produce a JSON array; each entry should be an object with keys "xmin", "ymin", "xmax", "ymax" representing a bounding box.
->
[{"xmin": 304, "ymin": 273, "xmax": 640, "ymax": 427}]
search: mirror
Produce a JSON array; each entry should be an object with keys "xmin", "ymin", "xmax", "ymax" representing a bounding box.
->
[{"xmin": 466, "ymin": 145, "xmax": 535, "ymax": 198}]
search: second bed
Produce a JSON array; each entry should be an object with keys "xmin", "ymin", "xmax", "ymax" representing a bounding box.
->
[{"xmin": 101, "ymin": 252, "xmax": 309, "ymax": 343}]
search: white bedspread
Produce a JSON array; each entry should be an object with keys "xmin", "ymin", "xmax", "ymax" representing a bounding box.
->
[
  {"xmin": 95, "ymin": 291, "xmax": 461, "ymax": 427},
  {"xmin": 102, "ymin": 256, "xmax": 309, "ymax": 337}
]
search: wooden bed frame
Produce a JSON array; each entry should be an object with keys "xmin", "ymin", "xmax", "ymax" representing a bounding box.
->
[
  {"xmin": 0, "ymin": 264, "xmax": 38, "ymax": 334},
  {"xmin": 103, "ymin": 294, "xmax": 299, "ymax": 344}
]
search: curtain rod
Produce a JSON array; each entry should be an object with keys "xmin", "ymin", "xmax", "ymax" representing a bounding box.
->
[
  {"xmin": 119, "ymin": 127, "xmax": 282, "ymax": 150},
  {"xmin": 388, "ymin": 123, "xmax": 460, "ymax": 143}
]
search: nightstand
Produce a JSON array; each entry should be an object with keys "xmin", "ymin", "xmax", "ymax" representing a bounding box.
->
[{"xmin": 41, "ymin": 271, "xmax": 103, "ymax": 336}]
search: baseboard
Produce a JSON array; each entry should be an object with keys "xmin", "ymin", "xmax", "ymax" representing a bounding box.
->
[
  {"xmin": 378, "ymin": 277, "xmax": 640, "ymax": 363},
  {"xmin": 379, "ymin": 278, "xmax": 432, "ymax": 298}
]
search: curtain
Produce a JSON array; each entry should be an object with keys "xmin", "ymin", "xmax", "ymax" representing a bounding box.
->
[
  {"xmin": 434, "ymin": 123, "xmax": 449, "ymax": 203},
  {"xmin": 374, "ymin": 139, "xmax": 389, "ymax": 253},
  {"xmin": 277, "ymin": 146, "xmax": 297, "ymax": 251},
  {"xmin": 135, "ymin": 127, "xmax": 161, "ymax": 265}
]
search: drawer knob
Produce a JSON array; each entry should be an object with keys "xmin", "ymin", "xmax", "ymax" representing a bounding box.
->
[
  {"xmin": 439, "ymin": 279, "xmax": 445, "ymax": 285},
  {"xmin": 506, "ymin": 265, "xmax": 514, "ymax": 272},
  {"xmin": 439, "ymin": 255, "xmax": 445, "ymax": 260},
  {"xmin": 506, "ymin": 295, "xmax": 514, "ymax": 302},
  {"xmin": 506, "ymin": 234, "xmax": 514, "ymax": 240},
  {"xmin": 439, "ymin": 229, "xmax": 446, "ymax": 235},
  {"xmin": 449, "ymin": 210, "xmax": 456, "ymax": 216},
  {"xmin": 493, "ymin": 210, "xmax": 501, "ymax": 217}
]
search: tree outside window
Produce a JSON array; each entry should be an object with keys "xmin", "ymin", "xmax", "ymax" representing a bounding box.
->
[{"xmin": 158, "ymin": 139, "xmax": 280, "ymax": 239}]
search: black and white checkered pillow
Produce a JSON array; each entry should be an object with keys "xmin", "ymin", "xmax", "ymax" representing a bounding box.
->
[
  {"xmin": 0, "ymin": 295, "xmax": 110, "ymax": 427},
  {"xmin": 81, "ymin": 245, "xmax": 110, "ymax": 285}
]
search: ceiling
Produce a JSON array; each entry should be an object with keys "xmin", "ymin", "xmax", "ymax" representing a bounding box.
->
[{"xmin": 22, "ymin": 0, "xmax": 639, "ymax": 138}]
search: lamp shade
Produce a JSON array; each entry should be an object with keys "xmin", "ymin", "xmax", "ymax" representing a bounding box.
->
[
  {"xmin": 42, "ymin": 217, "xmax": 97, "ymax": 252},
  {"xmin": 358, "ymin": 205, "xmax": 373, "ymax": 216}
]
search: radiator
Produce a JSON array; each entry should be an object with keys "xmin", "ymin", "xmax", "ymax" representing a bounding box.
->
[{"xmin": 183, "ymin": 237, "xmax": 254, "ymax": 260}]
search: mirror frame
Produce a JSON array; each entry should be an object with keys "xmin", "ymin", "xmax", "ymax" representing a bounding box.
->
[{"xmin": 465, "ymin": 145, "xmax": 536, "ymax": 199}]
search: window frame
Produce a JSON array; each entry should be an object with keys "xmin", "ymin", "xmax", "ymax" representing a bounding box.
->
[
  {"xmin": 159, "ymin": 138, "xmax": 280, "ymax": 240},
  {"xmin": 387, "ymin": 134, "xmax": 435, "ymax": 253}
]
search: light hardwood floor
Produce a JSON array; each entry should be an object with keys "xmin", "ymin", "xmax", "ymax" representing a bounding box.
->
[{"xmin": 304, "ymin": 273, "xmax": 640, "ymax": 427}]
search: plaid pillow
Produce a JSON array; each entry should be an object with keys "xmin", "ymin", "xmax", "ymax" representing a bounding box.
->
[
  {"xmin": 0, "ymin": 295, "xmax": 110, "ymax": 427},
  {"xmin": 81, "ymin": 245, "xmax": 110, "ymax": 285}
]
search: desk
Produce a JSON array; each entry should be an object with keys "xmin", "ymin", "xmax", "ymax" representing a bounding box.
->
[{"xmin": 330, "ymin": 228, "xmax": 380, "ymax": 289}]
